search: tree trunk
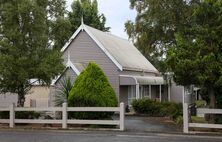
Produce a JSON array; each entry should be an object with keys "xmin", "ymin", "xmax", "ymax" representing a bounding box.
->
[
  {"xmin": 209, "ymin": 87, "xmax": 215, "ymax": 123},
  {"xmin": 17, "ymin": 93, "xmax": 25, "ymax": 107},
  {"xmin": 17, "ymin": 86, "xmax": 25, "ymax": 107}
]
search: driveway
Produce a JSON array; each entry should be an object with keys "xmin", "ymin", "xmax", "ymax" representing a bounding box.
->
[{"xmin": 125, "ymin": 115, "xmax": 181, "ymax": 133}]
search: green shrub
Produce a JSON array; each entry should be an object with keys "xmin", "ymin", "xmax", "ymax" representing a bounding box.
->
[
  {"xmin": 15, "ymin": 111, "xmax": 40, "ymax": 119},
  {"xmin": 160, "ymin": 102, "xmax": 182, "ymax": 119},
  {"xmin": 132, "ymin": 99, "xmax": 161, "ymax": 116},
  {"xmin": 175, "ymin": 115, "xmax": 183, "ymax": 124},
  {"xmin": 0, "ymin": 111, "xmax": 9, "ymax": 119},
  {"xmin": 191, "ymin": 116, "xmax": 207, "ymax": 123},
  {"xmin": 215, "ymin": 90, "xmax": 222, "ymax": 124},
  {"xmin": 0, "ymin": 111, "xmax": 40, "ymax": 119},
  {"xmin": 132, "ymin": 98, "xmax": 182, "ymax": 120},
  {"xmin": 68, "ymin": 62, "xmax": 118, "ymax": 119},
  {"xmin": 195, "ymin": 100, "xmax": 206, "ymax": 108}
]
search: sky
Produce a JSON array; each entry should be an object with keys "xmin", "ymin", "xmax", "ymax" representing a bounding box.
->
[{"xmin": 66, "ymin": 0, "xmax": 137, "ymax": 39}]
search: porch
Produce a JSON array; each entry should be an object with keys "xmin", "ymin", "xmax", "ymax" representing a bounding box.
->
[{"xmin": 119, "ymin": 75, "xmax": 170, "ymax": 106}]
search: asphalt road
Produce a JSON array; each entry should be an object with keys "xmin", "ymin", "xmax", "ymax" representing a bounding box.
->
[{"xmin": 0, "ymin": 130, "xmax": 222, "ymax": 142}]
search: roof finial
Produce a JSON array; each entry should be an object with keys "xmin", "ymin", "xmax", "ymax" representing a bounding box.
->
[{"xmin": 81, "ymin": 16, "xmax": 84, "ymax": 25}]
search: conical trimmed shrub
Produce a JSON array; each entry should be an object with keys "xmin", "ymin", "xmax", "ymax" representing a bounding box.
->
[{"xmin": 68, "ymin": 62, "xmax": 118, "ymax": 119}]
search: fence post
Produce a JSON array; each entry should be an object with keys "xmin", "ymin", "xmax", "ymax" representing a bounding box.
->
[
  {"xmin": 62, "ymin": 102, "xmax": 67, "ymax": 129},
  {"xmin": 120, "ymin": 102, "xmax": 125, "ymax": 131},
  {"xmin": 9, "ymin": 103, "xmax": 15, "ymax": 128},
  {"xmin": 183, "ymin": 103, "xmax": 189, "ymax": 133}
]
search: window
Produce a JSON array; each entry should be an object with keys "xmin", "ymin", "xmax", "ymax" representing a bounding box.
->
[
  {"xmin": 140, "ymin": 85, "xmax": 149, "ymax": 98},
  {"xmin": 128, "ymin": 85, "xmax": 136, "ymax": 105}
]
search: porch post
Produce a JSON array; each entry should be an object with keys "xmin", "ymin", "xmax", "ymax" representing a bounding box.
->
[
  {"xmin": 136, "ymin": 84, "xmax": 139, "ymax": 99},
  {"xmin": 159, "ymin": 85, "xmax": 162, "ymax": 102},
  {"xmin": 149, "ymin": 85, "xmax": 151, "ymax": 99}
]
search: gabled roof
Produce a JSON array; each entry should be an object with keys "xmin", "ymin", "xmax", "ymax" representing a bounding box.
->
[
  {"xmin": 52, "ymin": 60, "xmax": 81, "ymax": 85},
  {"xmin": 61, "ymin": 24, "xmax": 159, "ymax": 74}
]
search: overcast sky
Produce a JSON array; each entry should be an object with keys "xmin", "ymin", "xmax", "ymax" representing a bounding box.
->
[{"xmin": 66, "ymin": 0, "xmax": 137, "ymax": 39}]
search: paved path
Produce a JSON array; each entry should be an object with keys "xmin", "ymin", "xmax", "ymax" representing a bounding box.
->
[
  {"xmin": 125, "ymin": 116, "xmax": 181, "ymax": 132},
  {"xmin": 0, "ymin": 130, "xmax": 221, "ymax": 142}
]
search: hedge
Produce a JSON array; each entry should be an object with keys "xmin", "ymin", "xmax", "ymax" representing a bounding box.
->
[{"xmin": 132, "ymin": 98, "xmax": 182, "ymax": 120}]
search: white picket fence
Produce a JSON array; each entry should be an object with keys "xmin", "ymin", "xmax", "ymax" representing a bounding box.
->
[
  {"xmin": 0, "ymin": 102, "xmax": 125, "ymax": 131},
  {"xmin": 183, "ymin": 103, "xmax": 222, "ymax": 133}
]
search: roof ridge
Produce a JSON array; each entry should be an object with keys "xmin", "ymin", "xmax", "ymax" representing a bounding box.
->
[{"xmin": 83, "ymin": 24, "xmax": 131, "ymax": 42}]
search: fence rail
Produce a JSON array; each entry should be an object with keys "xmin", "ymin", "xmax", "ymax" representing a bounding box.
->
[
  {"xmin": 189, "ymin": 123, "xmax": 222, "ymax": 129},
  {"xmin": 183, "ymin": 104, "xmax": 222, "ymax": 133},
  {"xmin": 0, "ymin": 102, "xmax": 125, "ymax": 131},
  {"xmin": 197, "ymin": 108, "xmax": 222, "ymax": 114}
]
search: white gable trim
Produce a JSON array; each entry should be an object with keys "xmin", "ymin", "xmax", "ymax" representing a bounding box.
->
[
  {"xmin": 60, "ymin": 24, "xmax": 123, "ymax": 71},
  {"xmin": 60, "ymin": 24, "xmax": 84, "ymax": 52},
  {"xmin": 66, "ymin": 60, "xmax": 80, "ymax": 75},
  {"xmin": 52, "ymin": 61, "xmax": 80, "ymax": 85},
  {"xmin": 83, "ymin": 25, "xmax": 123, "ymax": 71}
]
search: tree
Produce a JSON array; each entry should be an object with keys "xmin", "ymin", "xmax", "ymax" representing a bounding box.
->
[
  {"xmin": 51, "ymin": 17, "xmax": 72, "ymax": 50},
  {"xmin": 68, "ymin": 0, "xmax": 110, "ymax": 33},
  {"xmin": 166, "ymin": 0, "xmax": 222, "ymax": 112},
  {"xmin": 125, "ymin": 0, "xmax": 197, "ymax": 72},
  {"xmin": 0, "ymin": 0, "xmax": 65, "ymax": 106},
  {"xmin": 47, "ymin": 0, "xmax": 72, "ymax": 50},
  {"xmin": 68, "ymin": 62, "xmax": 117, "ymax": 119}
]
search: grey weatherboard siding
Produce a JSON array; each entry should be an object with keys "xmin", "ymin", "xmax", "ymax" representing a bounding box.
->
[{"xmin": 63, "ymin": 31, "xmax": 120, "ymax": 99}]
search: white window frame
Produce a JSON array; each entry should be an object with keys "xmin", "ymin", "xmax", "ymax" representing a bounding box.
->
[
  {"xmin": 128, "ymin": 85, "xmax": 136, "ymax": 105},
  {"xmin": 140, "ymin": 85, "xmax": 149, "ymax": 98}
]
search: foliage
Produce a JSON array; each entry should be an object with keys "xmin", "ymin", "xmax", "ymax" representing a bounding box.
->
[
  {"xmin": 47, "ymin": 0, "xmax": 72, "ymax": 50},
  {"xmin": 0, "ymin": 111, "xmax": 40, "ymax": 119},
  {"xmin": 166, "ymin": 0, "xmax": 222, "ymax": 110},
  {"xmin": 125, "ymin": 0, "xmax": 196, "ymax": 72},
  {"xmin": 160, "ymin": 102, "xmax": 183, "ymax": 119},
  {"xmin": 0, "ymin": 112, "xmax": 9, "ymax": 119},
  {"xmin": 68, "ymin": 0, "xmax": 110, "ymax": 32},
  {"xmin": 54, "ymin": 77, "xmax": 73, "ymax": 107},
  {"xmin": 175, "ymin": 115, "xmax": 183, "ymax": 125},
  {"xmin": 0, "ymin": 0, "xmax": 65, "ymax": 106},
  {"xmin": 195, "ymin": 100, "xmax": 206, "ymax": 108},
  {"xmin": 68, "ymin": 62, "xmax": 117, "ymax": 119},
  {"xmin": 215, "ymin": 87, "xmax": 222, "ymax": 123},
  {"xmin": 132, "ymin": 99, "xmax": 182, "ymax": 120},
  {"xmin": 51, "ymin": 17, "xmax": 72, "ymax": 50},
  {"xmin": 15, "ymin": 111, "xmax": 40, "ymax": 119},
  {"xmin": 191, "ymin": 116, "xmax": 207, "ymax": 123},
  {"xmin": 132, "ymin": 99, "xmax": 161, "ymax": 116}
]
